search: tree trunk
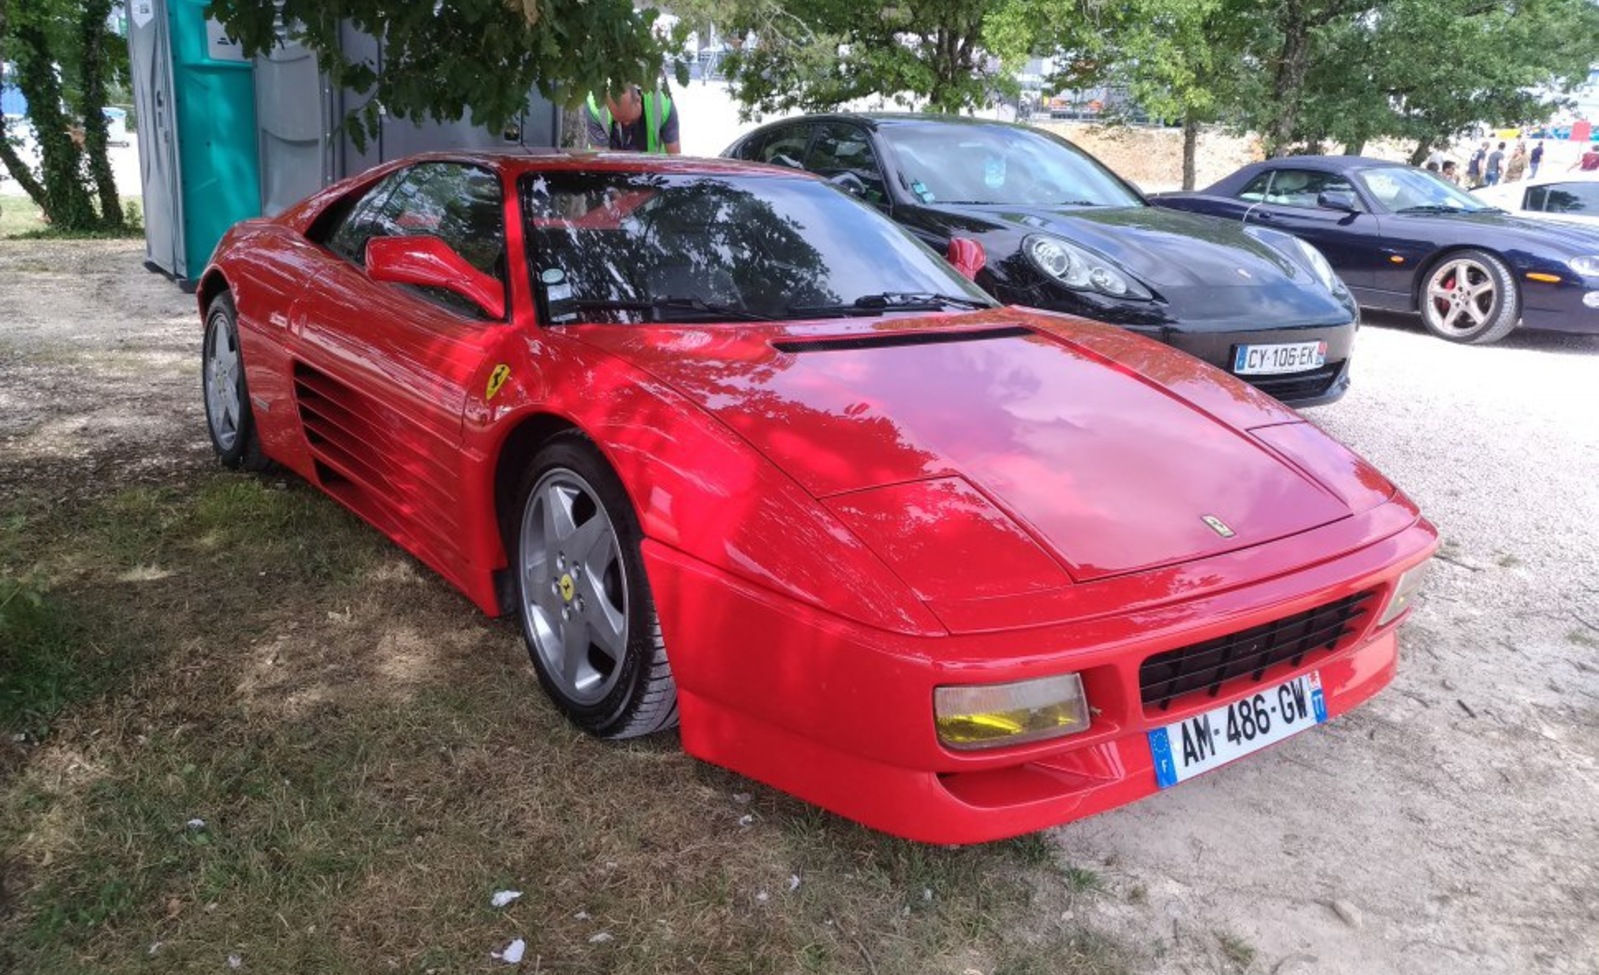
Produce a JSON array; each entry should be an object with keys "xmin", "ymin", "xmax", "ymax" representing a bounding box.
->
[
  {"xmin": 13, "ymin": 15, "xmax": 97, "ymax": 229},
  {"xmin": 0, "ymin": 0, "xmax": 49, "ymax": 207},
  {"xmin": 1345, "ymin": 138, "xmax": 1366, "ymax": 156},
  {"xmin": 1406, "ymin": 141, "xmax": 1431, "ymax": 165},
  {"xmin": 1267, "ymin": 1, "xmax": 1311, "ymax": 156},
  {"xmin": 1182, "ymin": 113, "xmax": 1199, "ymax": 191},
  {"xmin": 79, "ymin": 0, "xmax": 123, "ymax": 226}
]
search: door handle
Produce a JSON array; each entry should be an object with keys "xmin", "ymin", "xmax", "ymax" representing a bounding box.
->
[{"xmin": 1252, "ymin": 210, "xmax": 1274, "ymax": 221}]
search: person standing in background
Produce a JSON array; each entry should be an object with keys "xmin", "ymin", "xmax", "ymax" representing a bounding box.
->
[
  {"xmin": 1529, "ymin": 140, "xmax": 1544, "ymax": 178},
  {"xmin": 584, "ymin": 84, "xmax": 682, "ymax": 154},
  {"xmin": 1504, "ymin": 142, "xmax": 1528, "ymax": 183},
  {"xmin": 1466, "ymin": 140, "xmax": 1489, "ymax": 188},
  {"xmin": 1484, "ymin": 141, "xmax": 1506, "ymax": 186}
]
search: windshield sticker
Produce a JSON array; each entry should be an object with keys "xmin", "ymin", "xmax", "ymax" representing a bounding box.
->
[
  {"xmin": 540, "ymin": 267, "xmax": 566, "ymax": 285},
  {"xmin": 911, "ymin": 180, "xmax": 935, "ymax": 203},
  {"xmin": 984, "ymin": 156, "xmax": 1007, "ymax": 189}
]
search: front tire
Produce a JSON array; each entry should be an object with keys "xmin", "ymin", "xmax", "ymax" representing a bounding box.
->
[
  {"xmin": 1419, "ymin": 250, "xmax": 1520, "ymax": 344},
  {"xmin": 511, "ymin": 435, "xmax": 677, "ymax": 739},
  {"xmin": 202, "ymin": 291, "xmax": 267, "ymax": 470}
]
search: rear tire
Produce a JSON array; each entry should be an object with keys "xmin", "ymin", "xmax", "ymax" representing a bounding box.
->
[
  {"xmin": 511, "ymin": 434, "xmax": 677, "ymax": 739},
  {"xmin": 1419, "ymin": 250, "xmax": 1520, "ymax": 344},
  {"xmin": 202, "ymin": 291, "xmax": 268, "ymax": 470}
]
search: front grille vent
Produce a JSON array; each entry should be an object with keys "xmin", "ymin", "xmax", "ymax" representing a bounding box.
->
[
  {"xmin": 1139, "ymin": 590, "xmax": 1376, "ymax": 711},
  {"xmin": 1241, "ymin": 361, "xmax": 1343, "ymax": 402}
]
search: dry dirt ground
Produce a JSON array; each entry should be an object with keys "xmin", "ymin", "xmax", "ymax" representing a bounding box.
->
[{"xmin": 2, "ymin": 240, "xmax": 1597, "ymax": 974}]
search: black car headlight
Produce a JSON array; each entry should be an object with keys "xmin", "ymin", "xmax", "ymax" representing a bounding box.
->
[{"xmin": 1023, "ymin": 234, "xmax": 1152, "ymax": 300}]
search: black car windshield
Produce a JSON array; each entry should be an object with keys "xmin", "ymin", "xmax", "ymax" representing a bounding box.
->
[
  {"xmin": 520, "ymin": 170, "xmax": 994, "ymax": 324},
  {"xmin": 1358, "ymin": 166, "xmax": 1495, "ymax": 213},
  {"xmin": 877, "ymin": 122, "xmax": 1144, "ymax": 208}
]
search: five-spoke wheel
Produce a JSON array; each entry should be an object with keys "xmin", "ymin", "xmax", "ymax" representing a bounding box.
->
[
  {"xmin": 201, "ymin": 292, "xmax": 266, "ymax": 470},
  {"xmin": 513, "ymin": 435, "xmax": 677, "ymax": 738},
  {"xmin": 1420, "ymin": 249, "xmax": 1520, "ymax": 344}
]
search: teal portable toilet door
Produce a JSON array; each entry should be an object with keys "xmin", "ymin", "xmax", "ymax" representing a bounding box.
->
[
  {"xmin": 127, "ymin": 0, "xmax": 185, "ymax": 279},
  {"xmin": 167, "ymin": 2, "xmax": 260, "ymax": 281}
]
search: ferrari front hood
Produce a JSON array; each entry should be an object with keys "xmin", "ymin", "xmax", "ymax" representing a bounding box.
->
[{"xmin": 578, "ymin": 313, "xmax": 1354, "ymax": 582}]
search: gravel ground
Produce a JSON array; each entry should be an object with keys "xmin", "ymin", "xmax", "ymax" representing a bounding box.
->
[
  {"xmin": 1056, "ymin": 314, "xmax": 1599, "ymax": 974},
  {"xmin": 2, "ymin": 240, "xmax": 1596, "ymax": 974}
]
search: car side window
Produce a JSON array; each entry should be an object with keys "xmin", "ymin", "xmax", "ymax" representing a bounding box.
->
[
  {"xmin": 1238, "ymin": 172, "xmax": 1273, "ymax": 202},
  {"xmin": 753, "ymin": 124, "xmax": 813, "ymax": 170},
  {"xmin": 1524, "ymin": 185, "xmax": 1548, "ymax": 211},
  {"xmin": 805, "ymin": 123, "xmax": 889, "ymax": 206},
  {"xmin": 322, "ymin": 171, "xmax": 406, "ymax": 266},
  {"xmin": 368, "ymin": 162, "xmax": 507, "ymax": 320},
  {"xmin": 1538, "ymin": 182, "xmax": 1599, "ymax": 215},
  {"xmin": 1262, "ymin": 169, "xmax": 1355, "ymax": 209}
]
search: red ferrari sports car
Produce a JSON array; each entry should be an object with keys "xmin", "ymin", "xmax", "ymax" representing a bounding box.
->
[{"xmin": 198, "ymin": 150, "xmax": 1437, "ymax": 843}]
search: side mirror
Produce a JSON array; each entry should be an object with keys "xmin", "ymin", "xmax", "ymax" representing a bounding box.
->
[
  {"xmin": 1317, "ymin": 189, "xmax": 1361, "ymax": 213},
  {"xmin": 946, "ymin": 237, "xmax": 986, "ymax": 280},
  {"xmin": 366, "ymin": 235, "xmax": 506, "ymax": 320}
]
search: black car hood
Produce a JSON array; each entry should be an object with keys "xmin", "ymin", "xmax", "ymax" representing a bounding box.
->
[
  {"xmin": 944, "ymin": 202, "xmax": 1313, "ymax": 286},
  {"xmin": 940, "ymin": 203, "xmax": 1353, "ymax": 326}
]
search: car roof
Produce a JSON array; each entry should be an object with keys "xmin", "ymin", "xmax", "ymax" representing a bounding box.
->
[
  {"xmin": 741, "ymin": 112, "xmax": 1037, "ymax": 135},
  {"xmin": 385, "ymin": 148, "xmax": 817, "ymax": 179},
  {"xmin": 1241, "ymin": 155, "xmax": 1415, "ymax": 175}
]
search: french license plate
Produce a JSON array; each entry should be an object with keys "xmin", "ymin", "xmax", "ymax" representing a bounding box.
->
[
  {"xmin": 1148, "ymin": 672, "xmax": 1327, "ymax": 789},
  {"xmin": 1233, "ymin": 340, "xmax": 1328, "ymax": 375}
]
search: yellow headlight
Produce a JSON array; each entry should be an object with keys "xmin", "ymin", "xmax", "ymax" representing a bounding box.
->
[{"xmin": 934, "ymin": 673, "xmax": 1091, "ymax": 750}]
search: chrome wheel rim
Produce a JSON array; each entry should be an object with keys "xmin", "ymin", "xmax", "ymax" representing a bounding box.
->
[
  {"xmin": 1424, "ymin": 258, "xmax": 1497, "ymax": 335},
  {"xmin": 518, "ymin": 468, "xmax": 629, "ymax": 705},
  {"xmin": 204, "ymin": 313, "xmax": 242, "ymax": 451}
]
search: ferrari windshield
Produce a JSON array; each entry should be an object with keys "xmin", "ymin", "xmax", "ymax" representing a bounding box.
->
[
  {"xmin": 521, "ymin": 171, "xmax": 994, "ymax": 324},
  {"xmin": 1358, "ymin": 166, "xmax": 1496, "ymax": 213},
  {"xmin": 877, "ymin": 122, "xmax": 1144, "ymax": 208}
]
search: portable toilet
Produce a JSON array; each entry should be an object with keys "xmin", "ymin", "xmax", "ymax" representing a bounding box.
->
[
  {"xmin": 127, "ymin": 0, "xmax": 261, "ymax": 287},
  {"xmin": 254, "ymin": 23, "xmax": 559, "ymax": 217}
]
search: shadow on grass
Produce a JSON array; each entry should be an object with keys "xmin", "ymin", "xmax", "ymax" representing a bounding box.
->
[{"xmin": 0, "ymin": 471, "xmax": 1135, "ymax": 975}]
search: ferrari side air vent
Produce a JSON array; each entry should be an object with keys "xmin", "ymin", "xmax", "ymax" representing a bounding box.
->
[{"xmin": 772, "ymin": 326, "xmax": 1031, "ymax": 354}]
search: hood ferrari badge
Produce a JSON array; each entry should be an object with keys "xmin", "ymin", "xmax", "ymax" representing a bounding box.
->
[
  {"xmin": 1202, "ymin": 514, "xmax": 1236, "ymax": 538},
  {"xmin": 485, "ymin": 363, "xmax": 511, "ymax": 401}
]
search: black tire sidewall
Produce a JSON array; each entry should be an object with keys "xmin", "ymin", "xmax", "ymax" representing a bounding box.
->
[
  {"xmin": 202, "ymin": 292, "xmax": 257, "ymax": 468},
  {"xmin": 512, "ymin": 434, "xmax": 659, "ymax": 737}
]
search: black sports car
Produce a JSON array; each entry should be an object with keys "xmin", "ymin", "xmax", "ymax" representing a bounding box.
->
[
  {"xmin": 724, "ymin": 114, "xmax": 1360, "ymax": 406},
  {"xmin": 1153, "ymin": 155, "xmax": 1599, "ymax": 344}
]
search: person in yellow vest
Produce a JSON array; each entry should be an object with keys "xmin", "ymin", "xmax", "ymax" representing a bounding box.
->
[{"xmin": 584, "ymin": 85, "xmax": 681, "ymax": 154}]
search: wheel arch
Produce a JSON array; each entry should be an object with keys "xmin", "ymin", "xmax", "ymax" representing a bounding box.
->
[
  {"xmin": 196, "ymin": 267, "xmax": 231, "ymax": 320},
  {"xmin": 1410, "ymin": 244, "xmax": 1519, "ymax": 312},
  {"xmin": 488, "ymin": 411, "xmax": 585, "ymax": 612}
]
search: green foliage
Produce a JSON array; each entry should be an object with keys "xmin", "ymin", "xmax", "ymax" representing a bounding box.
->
[
  {"xmin": 0, "ymin": 0, "xmax": 129, "ymax": 230},
  {"xmin": 207, "ymin": 0, "xmax": 686, "ymax": 149}
]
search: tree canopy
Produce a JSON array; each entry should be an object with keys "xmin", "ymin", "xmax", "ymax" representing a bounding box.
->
[{"xmin": 207, "ymin": 0, "xmax": 684, "ymax": 146}]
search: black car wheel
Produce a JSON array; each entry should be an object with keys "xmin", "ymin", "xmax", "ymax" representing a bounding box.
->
[
  {"xmin": 202, "ymin": 291, "xmax": 268, "ymax": 470},
  {"xmin": 512, "ymin": 434, "xmax": 678, "ymax": 739},
  {"xmin": 1420, "ymin": 250, "xmax": 1520, "ymax": 344}
]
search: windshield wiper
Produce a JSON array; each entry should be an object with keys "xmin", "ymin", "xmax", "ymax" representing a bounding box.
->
[
  {"xmin": 567, "ymin": 296, "xmax": 773, "ymax": 322},
  {"xmin": 1395, "ymin": 204, "xmax": 1476, "ymax": 215},
  {"xmin": 786, "ymin": 291, "xmax": 994, "ymax": 318}
]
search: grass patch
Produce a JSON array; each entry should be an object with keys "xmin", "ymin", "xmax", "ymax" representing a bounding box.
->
[
  {"xmin": 1216, "ymin": 930, "xmax": 1256, "ymax": 970},
  {"xmin": 0, "ymin": 194, "xmax": 143, "ymax": 239},
  {"xmin": 0, "ymin": 194, "xmax": 46, "ymax": 237},
  {"xmin": 1, "ymin": 468, "xmax": 1136, "ymax": 975},
  {"xmin": 0, "ymin": 577, "xmax": 135, "ymax": 741},
  {"xmin": 1567, "ymin": 628, "xmax": 1599, "ymax": 649}
]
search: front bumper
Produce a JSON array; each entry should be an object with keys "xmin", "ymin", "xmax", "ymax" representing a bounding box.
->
[{"xmin": 645, "ymin": 506, "xmax": 1437, "ymax": 844}]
